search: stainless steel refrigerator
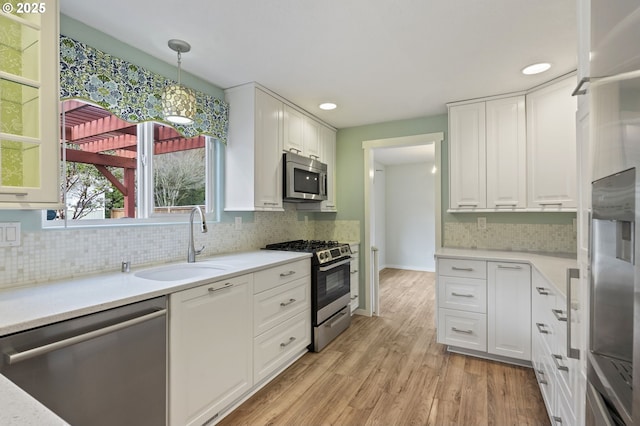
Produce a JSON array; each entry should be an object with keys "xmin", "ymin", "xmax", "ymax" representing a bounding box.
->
[{"xmin": 587, "ymin": 1, "xmax": 640, "ymax": 424}]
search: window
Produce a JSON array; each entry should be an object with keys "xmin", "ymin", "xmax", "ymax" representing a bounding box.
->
[{"xmin": 46, "ymin": 99, "xmax": 215, "ymax": 225}]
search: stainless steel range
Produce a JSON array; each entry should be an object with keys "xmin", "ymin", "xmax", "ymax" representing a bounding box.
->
[{"xmin": 264, "ymin": 240, "xmax": 352, "ymax": 351}]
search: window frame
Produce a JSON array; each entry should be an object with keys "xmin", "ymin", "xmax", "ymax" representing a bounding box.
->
[{"xmin": 43, "ymin": 109, "xmax": 219, "ymax": 229}]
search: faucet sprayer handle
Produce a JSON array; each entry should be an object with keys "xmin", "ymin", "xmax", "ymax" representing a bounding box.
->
[{"xmin": 195, "ymin": 246, "xmax": 205, "ymax": 255}]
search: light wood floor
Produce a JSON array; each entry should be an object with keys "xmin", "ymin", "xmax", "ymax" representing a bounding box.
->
[{"xmin": 219, "ymin": 268, "xmax": 549, "ymax": 425}]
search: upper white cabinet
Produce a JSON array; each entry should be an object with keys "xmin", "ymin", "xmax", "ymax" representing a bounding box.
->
[
  {"xmin": 526, "ymin": 76, "xmax": 578, "ymax": 210},
  {"xmin": 448, "ymin": 76, "xmax": 577, "ymax": 212},
  {"xmin": 225, "ymin": 83, "xmax": 336, "ymax": 211},
  {"xmin": 225, "ymin": 84, "xmax": 284, "ymax": 211},
  {"xmin": 0, "ymin": 0, "xmax": 60, "ymax": 209},
  {"xmin": 486, "ymin": 96, "xmax": 527, "ymax": 209},
  {"xmin": 449, "ymin": 102, "xmax": 487, "ymax": 210},
  {"xmin": 283, "ymin": 104, "xmax": 321, "ymax": 160}
]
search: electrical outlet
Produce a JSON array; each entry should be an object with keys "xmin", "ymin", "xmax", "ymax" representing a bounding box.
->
[
  {"xmin": 477, "ymin": 217, "xmax": 487, "ymax": 230},
  {"xmin": 234, "ymin": 216, "xmax": 242, "ymax": 230},
  {"xmin": 0, "ymin": 222, "xmax": 21, "ymax": 247}
]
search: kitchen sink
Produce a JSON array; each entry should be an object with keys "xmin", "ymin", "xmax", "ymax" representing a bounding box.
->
[{"xmin": 135, "ymin": 263, "xmax": 230, "ymax": 282}]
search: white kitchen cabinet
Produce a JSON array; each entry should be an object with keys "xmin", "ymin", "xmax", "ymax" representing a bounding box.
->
[
  {"xmin": 485, "ymin": 96, "xmax": 527, "ymax": 209},
  {"xmin": 349, "ymin": 244, "xmax": 360, "ymax": 313},
  {"xmin": 0, "ymin": 0, "xmax": 60, "ymax": 209},
  {"xmin": 224, "ymin": 83, "xmax": 284, "ymax": 211},
  {"xmin": 531, "ymin": 267, "xmax": 581, "ymax": 425},
  {"xmin": 169, "ymin": 274, "xmax": 253, "ymax": 426},
  {"xmin": 283, "ymin": 104, "xmax": 321, "ymax": 160},
  {"xmin": 253, "ymin": 259, "xmax": 311, "ymax": 384},
  {"xmin": 436, "ymin": 258, "xmax": 488, "ymax": 352},
  {"xmin": 487, "ymin": 262, "xmax": 531, "ymax": 361},
  {"xmin": 448, "ymin": 102, "xmax": 487, "ymax": 210},
  {"xmin": 526, "ymin": 76, "xmax": 578, "ymax": 210}
]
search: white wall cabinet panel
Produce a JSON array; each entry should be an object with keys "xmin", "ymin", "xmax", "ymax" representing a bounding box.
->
[
  {"xmin": 169, "ymin": 274, "xmax": 253, "ymax": 426},
  {"xmin": 487, "ymin": 262, "xmax": 531, "ymax": 361},
  {"xmin": 224, "ymin": 84, "xmax": 284, "ymax": 211},
  {"xmin": 283, "ymin": 104, "xmax": 305, "ymax": 155},
  {"xmin": 449, "ymin": 102, "xmax": 487, "ymax": 210},
  {"xmin": 297, "ymin": 124, "xmax": 337, "ymax": 212},
  {"xmin": 303, "ymin": 117, "xmax": 321, "ymax": 160},
  {"xmin": 526, "ymin": 77, "xmax": 578, "ymax": 210},
  {"xmin": 486, "ymin": 96, "xmax": 527, "ymax": 209}
]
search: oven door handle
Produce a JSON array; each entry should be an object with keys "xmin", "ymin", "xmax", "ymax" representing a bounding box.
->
[{"xmin": 318, "ymin": 258, "xmax": 351, "ymax": 272}]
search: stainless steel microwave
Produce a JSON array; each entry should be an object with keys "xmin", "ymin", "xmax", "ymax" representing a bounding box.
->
[{"xmin": 283, "ymin": 152, "xmax": 328, "ymax": 202}]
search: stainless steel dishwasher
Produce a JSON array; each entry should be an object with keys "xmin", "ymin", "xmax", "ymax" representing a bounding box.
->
[{"xmin": 0, "ymin": 296, "xmax": 167, "ymax": 426}]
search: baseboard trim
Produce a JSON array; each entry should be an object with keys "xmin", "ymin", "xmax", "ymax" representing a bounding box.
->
[{"xmin": 446, "ymin": 345, "xmax": 532, "ymax": 368}]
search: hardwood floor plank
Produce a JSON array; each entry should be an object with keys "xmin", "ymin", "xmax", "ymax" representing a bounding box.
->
[{"xmin": 218, "ymin": 268, "xmax": 549, "ymax": 426}]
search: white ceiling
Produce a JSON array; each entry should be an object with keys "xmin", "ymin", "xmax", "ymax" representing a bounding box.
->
[{"xmin": 60, "ymin": 0, "xmax": 577, "ymax": 130}]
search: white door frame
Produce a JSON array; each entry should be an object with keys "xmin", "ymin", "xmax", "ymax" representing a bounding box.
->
[{"xmin": 361, "ymin": 132, "xmax": 444, "ymax": 316}]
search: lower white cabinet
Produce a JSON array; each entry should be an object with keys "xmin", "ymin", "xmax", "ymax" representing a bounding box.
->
[
  {"xmin": 531, "ymin": 268, "xmax": 580, "ymax": 425},
  {"xmin": 487, "ymin": 262, "xmax": 531, "ymax": 360},
  {"xmin": 169, "ymin": 274, "xmax": 253, "ymax": 426},
  {"xmin": 436, "ymin": 258, "xmax": 531, "ymax": 362}
]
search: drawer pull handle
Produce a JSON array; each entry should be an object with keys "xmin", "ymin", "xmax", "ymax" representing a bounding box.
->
[
  {"xmin": 280, "ymin": 270, "xmax": 296, "ymax": 277},
  {"xmin": 451, "ymin": 267, "xmax": 473, "ymax": 272},
  {"xmin": 280, "ymin": 337, "xmax": 296, "ymax": 348},
  {"xmin": 350, "ymin": 295, "xmax": 358, "ymax": 300},
  {"xmin": 552, "ymin": 354, "xmax": 569, "ymax": 372},
  {"xmin": 497, "ymin": 265, "xmax": 522, "ymax": 270},
  {"xmin": 535, "ymin": 323, "xmax": 550, "ymax": 334},
  {"xmin": 326, "ymin": 311, "xmax": 347, "ymax": 328},
  {"xmin": 280, "ymin": 298, "xmax": 296, "ymax": 307},
  {"xmin": 552, "ymin": 416, "xmax": 563, "ymax": 424},
  {"xmin": 451, "ymin": 292, "xmax": 474, "ymax": 298},
  {"xmin": 351, "ymin": 270, "xmax": 359, "ymax": 274},
  {"xmin": 535, "ymin": 287, "xmax": 549, "ymax": 295},
  {"xmin": 208, "ymin": 283, "xmax": 233, "ymax": 293},
  {"xmin": 552, "ymin": 309, "xmax": 567, "ymax": 322},
  {"xmin": 452, "ymin": 327, "xmax": 473, "ymax": 334},
  {"xmin": 536, "ymin": 369, "xmax": 548, "ymax": 385}
]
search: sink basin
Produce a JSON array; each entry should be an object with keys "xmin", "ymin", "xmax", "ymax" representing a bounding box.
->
[{"xmin": 135, "ymin": 263, "xmax": 229, "ymax": 281}]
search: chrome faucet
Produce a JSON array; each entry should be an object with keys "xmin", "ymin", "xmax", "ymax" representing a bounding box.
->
[{"xmin": 187, "ymin": 206, "xmax": 208, "ymax": 263}]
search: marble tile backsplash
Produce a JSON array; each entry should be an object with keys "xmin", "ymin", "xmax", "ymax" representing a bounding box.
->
[
  {"xmin": 444, "ymin": 222, "xmax": 577, "ymax": 254},
  {"xmin": 0, "ymin": 206, "xmax": 360, "ymax": 290}
]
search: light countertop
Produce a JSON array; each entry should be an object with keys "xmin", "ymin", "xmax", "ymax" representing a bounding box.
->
[
  {"xmin": 436, "ymin": 248, "xmax": 578, "ymax": 297},
  {"xmin": 0, "ymin": 250, "xmax": 311, "ymax": 425}
]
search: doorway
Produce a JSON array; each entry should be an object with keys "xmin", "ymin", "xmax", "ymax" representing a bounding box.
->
[{"xmin": 362, "ymin": 132, "xmax": 444, "ymax": 316}]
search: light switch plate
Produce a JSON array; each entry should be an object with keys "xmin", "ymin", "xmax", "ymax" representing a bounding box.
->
[
  {"xmin": 0, "ymin": 222, "xmax": 21, "ymax": 247},
  {"xmin": 477, "ymin": 217, "xmax": 487, "ymax": 230},
  {"xmin": 234, "ymin": 216, "xmax": 242, "ymax": 230}
]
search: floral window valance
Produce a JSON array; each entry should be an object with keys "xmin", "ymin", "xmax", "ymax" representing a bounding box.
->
[{"xmin": 59, "ymin": 35, "xmax": 228, "ymax": 143}]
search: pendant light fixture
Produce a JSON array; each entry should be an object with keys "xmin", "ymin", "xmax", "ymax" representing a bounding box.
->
[{"xmin": 162, "ymin": 39, "xmax": 196, "ymax": 125}]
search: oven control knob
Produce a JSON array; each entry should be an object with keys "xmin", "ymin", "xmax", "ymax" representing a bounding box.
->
[{"xmin": 319, "ymin": 253, "xmax": 325, "ymax": 261}]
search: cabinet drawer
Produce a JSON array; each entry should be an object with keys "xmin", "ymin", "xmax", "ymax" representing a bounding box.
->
[
  {"xmin": 254, "ymin": 311, "xmax": 311, "ymax": 383},
  {"xmin": 254, "ymin": 277, "xmax": 310, "ymax": 336},
  {"xmin": 254, "ymin": 259, "xmax": 310, "ymax": 293},
  {"xmin": 437, "ymin": 308, "xmax": 487, "ymax": 352},
  {"xmin": 438, "ymin": 258, "xmax": 486, "ymax": 279},
  {"xmin": 438, "ymin": 275, "xmax": 486, "ymax": 313},
  {"xmin": 533, "ymin": 333, "xmax": 556, "ymax": 416}
]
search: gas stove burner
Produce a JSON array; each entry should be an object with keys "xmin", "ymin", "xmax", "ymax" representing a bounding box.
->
[{"xmin": 264, "ymin": 239, "xmax": 351, "ymax": 264}]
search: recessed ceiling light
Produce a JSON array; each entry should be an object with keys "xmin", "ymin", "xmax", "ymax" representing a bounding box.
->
[
  {"xmin": 522, "ymin": 63, "xmax": 551, "ymax": 75},
  {"xmin": 319, "ymin": 102, "xmax": 337, "ymax": 110}
]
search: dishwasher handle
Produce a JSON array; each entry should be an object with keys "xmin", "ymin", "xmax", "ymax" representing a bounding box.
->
[{"xmin": 5, "ymin": 309, "xmax": 166, "ymax": 365}]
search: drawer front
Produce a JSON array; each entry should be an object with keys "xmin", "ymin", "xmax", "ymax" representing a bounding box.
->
[
  {"xmin": 438, "ymin": 258, "xmax": 486, "ymax": 279},
  {"xmin": 254, "ymin": 259, "xmax": 310, "ymax": 294},
  {"xmin": 254, "ymin": 277, "xmax": 310, "ymax": 336},
  {"xmin": 254, "ymin": 310, "xmax": 311, "ymax": 383},
  {"xmin": 437, "ymin": 308, "xmax": 487, "ymax": 352},
  {"xmin": 438, "ymin": 275, "xmax": 486, "ymax": 313},
  {"xmin": 533, "ymin": 333, "xmax": 556, "ymax": 416}
]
